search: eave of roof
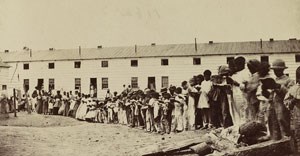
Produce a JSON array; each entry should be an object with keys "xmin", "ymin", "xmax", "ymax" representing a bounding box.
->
[{"xmin": 1, "ymin": 40, "xmax": 299, "ymax": 63}]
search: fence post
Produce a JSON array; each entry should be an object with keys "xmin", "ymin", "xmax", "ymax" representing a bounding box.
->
[{"xmin": 13, "ymin": 88, "xmax": 17, "ymax": 117}]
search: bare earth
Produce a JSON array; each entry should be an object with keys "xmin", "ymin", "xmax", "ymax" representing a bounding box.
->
[{"xmin": 0, "ymin": 112, "xmax": 205, "ymax": 156}]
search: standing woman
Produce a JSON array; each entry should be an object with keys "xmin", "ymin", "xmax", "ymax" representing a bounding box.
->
[
  {"xmin": 187, "ymin": 78, "xmax": 198, "ymax": 130},
  {"xmin": 63, "ymin": 92, "xmax": 70, "ymax": 116},
  {"xmin": 42, "ymin": 91, "xmax": 49, "ymax": 115},
  {"xmin": 72, "ymin": 93, "xmax": 81, "ymax": 118},
  {"xmin": 53, "ymin": 90, "xmax": 62, "ymax": 115},
  {"xmin": 33, "ymin": 86, "xmax": 43, "ymax": 114},
  {"xmin": 0, "ymin": 93, "xmax": 9, "ymax": 118},
  {"xmin": 58, "ymin": 91, "xmax": 67, "ymax": 115}
]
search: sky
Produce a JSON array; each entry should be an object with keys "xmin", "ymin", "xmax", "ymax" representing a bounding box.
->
[{"xmin": 0, "ymin": 0, "xmax": 299, "ymax": 51}]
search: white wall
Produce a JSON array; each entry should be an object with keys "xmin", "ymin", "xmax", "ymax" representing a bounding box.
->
[
  {"xmin": 0, "ymin": 67, "xmax": 9, "ymax": 94},
  {"xmin": 5, "ymin": 53, "xmax": 300, "ymax": 98}
]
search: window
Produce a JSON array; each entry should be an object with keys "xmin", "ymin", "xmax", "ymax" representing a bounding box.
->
[
  {"xmin": 296, "ymin": 54, "xmax": 300, "ymax": 62},
  {"xmin": 49, "ymin": 79, "xmax": 55, "ymax": 90},
  {"xmin": 131, "ymin": 77, "xmax": 138, "ymax": 89},
  {"xmin": 193, "ymin": 58, "xmax": 201, "ymax": 65},
  {"xmin": 227, "ymin": 57, "xmax": 234, "ymax": 64},
  {"xmin": 131, "ymin": 60, "xmax": 138, "ymax": 67},
  {"xmin": 75, "ymin": 78, "xmax": 81, "ymax": 90},
  {"xmin": 24, "ymin": 79, "xmax": 29, "ymax": 91},
  {"xmin": 161, "ymin": 59, "xmax": 169, "ymax": 66},
  {"xmin": 161, "ymin": 76, "xmax": 169, "ymax": 88},
  {"xmin": 48, "ymin": 63, "xmax": 55, "ymax": 69},
  {"xmin": 101, "ymin": 61, "xmax": 108, "ymax": 68},
  {"xmin": 2, "ymin": 85, "xmax": 7, "ymax": 90},
  {"xmin": 102, "ymin": 78, "xmax": 108, "ymax": 89},
  {"xmin": 261, "ymin": 56, "xmax": 269, "ymax": 63},
  {"xmin": 74, "ymin": 61, "xmax": 81, "ymax": 68},
  {"xmin": 23, "ymin": 63, "xmax": 29, "ymax": 70}
]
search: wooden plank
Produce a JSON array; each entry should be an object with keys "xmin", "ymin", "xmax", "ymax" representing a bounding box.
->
[
  {"xmin": 162, "ymin": 137, "xmax": 207, "ymax": 153},
  {"xmin": 139, "ymin": 137, "xmax": 208, "ymax": 156},
  {"xmin": 227, "ymin": 137, "xmax": 291, "ymax": 156}
]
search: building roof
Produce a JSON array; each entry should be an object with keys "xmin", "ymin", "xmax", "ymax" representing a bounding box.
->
[{"xmin": 0, "ymin": 39, "xmax": 300, "ymax": 62}]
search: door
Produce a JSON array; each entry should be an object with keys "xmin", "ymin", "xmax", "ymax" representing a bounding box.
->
[
  {"xmin": 148, "ymin": 77, "xmax": 156, "ymax": 90},
  {"xmin": 90, "ymin": 78, "xmax": 97, "ymax": 97},
  {"xmin": 37, "ymin": 79, "xmax": 44, "ymax": 89}
]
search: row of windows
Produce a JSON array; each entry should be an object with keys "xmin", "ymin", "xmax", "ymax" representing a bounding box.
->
[
  {"xmin": 22, "ymin": 77, "xmax": 169, "ymax": 91},
  {"xmin": 22, "ymin": 58, "xmax": 201, "ymax": 70},
  {"xmin": 22, "ymin": 55, "xmax": 300, "ymax": 70}
]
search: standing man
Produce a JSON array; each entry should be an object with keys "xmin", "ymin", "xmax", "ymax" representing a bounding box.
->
[
  {"xmin": 245, "ymin": 59, "xmax": 261, "ymax": 121},
  {"xmin": 271, "ymin": 59, "xmax": 295, "ymax": 137}
]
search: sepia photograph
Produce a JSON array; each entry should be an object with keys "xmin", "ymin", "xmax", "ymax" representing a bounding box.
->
[{"xmin": 0, "ymin": 0, "xmax": 300, "ymax": 155}]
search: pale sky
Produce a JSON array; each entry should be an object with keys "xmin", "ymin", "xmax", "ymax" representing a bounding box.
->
[{"xmin": 0, "ymin": 0, "xmax": 299, "ymax": 51}]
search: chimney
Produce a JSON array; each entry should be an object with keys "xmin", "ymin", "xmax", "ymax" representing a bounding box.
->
[
  {"xmin": 30, "ymin": 49, "xmax": 32, "ymax": 57},
  {"xmin": 135, "ymin": 45, "xmax": 137, "ymax": 53},
  {"xmin": 289, "ymin": 38, "xmax": 297, "ymax": 41},
  {"xmin": 260, "ymin": 39, "xmax": 263, "ymax": 49},
  {"xmin": 208, "ymin": 41, "xmax": 213, "ymax": 44},
  {"xmin": 97, "ymin": 45, "xmax": 103, "ymax": 49},
  {"xmin": 79, "ymin": 46, "xmax": 81, "ymax": 56},
  {"xmin": 4, "ymin": 50, "xmax": 9, "ymax": 53},
  {"xmin": 49, "ymin": 48, "xmax": 54, "ymax": 51},
  {"xmin": 151, "ymin": 43, "xmax": 156, "ymax": 46},
  {"xmin": 269, "ymin": 38, "xmax": 274, "ymax": 42},
  {"xmin": 194, "ymin": 38, "xmax": 197, "ymax": 51}
]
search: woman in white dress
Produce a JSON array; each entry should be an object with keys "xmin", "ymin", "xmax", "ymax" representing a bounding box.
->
[{"xmin": 76, "ymin": 95, "xmax": 88, "ymax": 120}]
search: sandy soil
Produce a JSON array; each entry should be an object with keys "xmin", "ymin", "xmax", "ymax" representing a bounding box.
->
[{"xmin": 0, "ymin": 112, "xmax": 206, "ymax": 156}]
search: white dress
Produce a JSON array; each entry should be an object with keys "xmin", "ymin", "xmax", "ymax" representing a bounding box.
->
[
  {"xmin": 198, "ymin": 80, "xmax": 212, "ymax": 109},
  {"xmin": 231, "ymin": 69, "xmax": 250, "ymax": 125},
  {"xmin": 76, "ymin": 99, "xmax": 88, "ymax": 120},
  {"xmin": 187, "ymin": 87, "xmax": 197, "ymax": 128}
]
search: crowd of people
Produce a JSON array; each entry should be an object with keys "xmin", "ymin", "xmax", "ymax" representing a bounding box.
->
[{"xmin": 1, "ymin": 56, "xmax": 300, "ymax": 152}]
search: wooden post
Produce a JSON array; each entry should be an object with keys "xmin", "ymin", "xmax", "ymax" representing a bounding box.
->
[{"xmin": 13, "ymin": 88, "xmax": 17, "ymax": 117}]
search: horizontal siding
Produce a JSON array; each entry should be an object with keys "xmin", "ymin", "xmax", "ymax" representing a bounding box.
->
[{"xmin": 5, "ymin": 54, "xmax": 300, "ymax": 98}]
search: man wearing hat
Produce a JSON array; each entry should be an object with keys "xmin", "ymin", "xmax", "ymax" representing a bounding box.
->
[{"xmin": 270, "ymin": 59, "xmax": 295, "ymax": 137}]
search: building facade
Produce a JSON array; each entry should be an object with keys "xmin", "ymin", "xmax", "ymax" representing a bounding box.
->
[{"xmin": 1, "ymin": 39, "xmax": 300, "ymax": 98}]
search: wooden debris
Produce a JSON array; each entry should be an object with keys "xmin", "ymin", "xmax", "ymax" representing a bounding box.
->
[
  {"xmin": 139, "ymin": 137, "xmax": 208, "ymax": 156},
  {"xmin": 161, "ymin": 137, "xmax": 206, "ymax": 153},
  {"xmin": 190, "ymin": 142, "xmax": 213, "ymax": 155},
  {"xmin": 138, "ymin": 144, "xmax": 164, "ymax": 156},
  {"xmin": 227, "ymin": 137, "xmax": 291, "ymax": 156}
]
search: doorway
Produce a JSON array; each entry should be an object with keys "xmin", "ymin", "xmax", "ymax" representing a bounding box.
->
[
  {"xmin": 90, "ymin": 78, "xmax": 97, "ymax": 97},
  {"xmin": 148, "ymin": 77, "xmax": 156, "ymax": 90},
  {"xmin": 37, "ymin": 79, "xmax": 44, "ymax": 89}
]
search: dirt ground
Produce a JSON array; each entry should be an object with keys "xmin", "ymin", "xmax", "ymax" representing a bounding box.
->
[{"xmin": 0, "ymin": 112, "xmax": 206, "ymax": 156}]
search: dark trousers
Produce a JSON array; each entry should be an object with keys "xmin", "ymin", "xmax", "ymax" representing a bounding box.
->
[
  {"xmin": 195, "ymin": 108, "xmax": 203, "ymax": 128},
  {"xmin": 53, "ymin": 107, "xmax": 59, "ymax": 115},
  {"xmin": 210, "ymin": 101, "xmax": 222, "ymax": 128},
  {"xmin": 220, "ymin": 94, "xmax": 233, "ymax": 128},
  {"xmin": 202, "ymin": 108, "xmax": 210, "ymax": 126}
]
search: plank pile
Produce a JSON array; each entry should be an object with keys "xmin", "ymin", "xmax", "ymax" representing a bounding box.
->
[{"xmin": 138, "ymin": 125, "xmax": 291, "ymax": 156}]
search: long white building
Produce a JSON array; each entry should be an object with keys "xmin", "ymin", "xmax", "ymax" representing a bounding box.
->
[{"xmin": 0, "ymin": 39, "xmax": 300, "ymax": 98}]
